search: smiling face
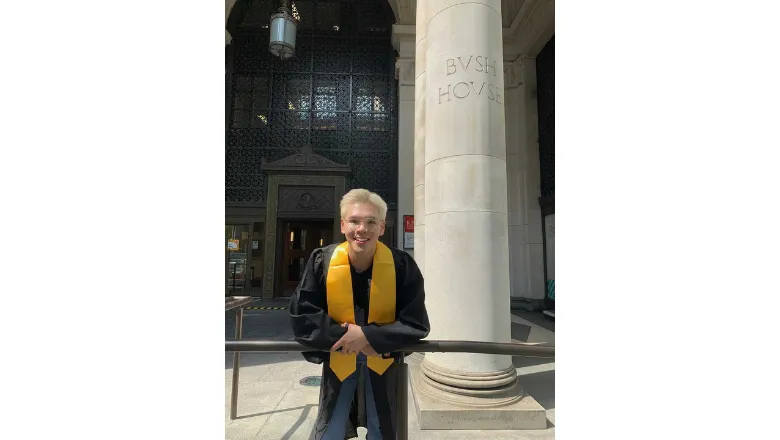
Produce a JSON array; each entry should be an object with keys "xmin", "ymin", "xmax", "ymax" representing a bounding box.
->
[{"xmin": 340, "ymin": 202, "xmax": 386, "ymax": 257}]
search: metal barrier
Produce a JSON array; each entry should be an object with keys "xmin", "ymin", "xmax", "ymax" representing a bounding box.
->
[
  {"xmin": 226, "ymin": 340, "xmax": 555, "ymax": 357},
  {"xmin": 225, "ymin": 317, "xmax": 555, "ymax": 440},
  {"xmin": 225, "ymin": 296, "xmax": 254, "ymax": 421},
  {"xmin": 227, "ymin": 262, "xmax": 248, "ymax": 294}
]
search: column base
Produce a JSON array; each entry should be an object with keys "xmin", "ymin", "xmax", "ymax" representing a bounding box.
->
[{"xmin": 408, "ymin": 355, "xmax": 547, "ymax": 430}]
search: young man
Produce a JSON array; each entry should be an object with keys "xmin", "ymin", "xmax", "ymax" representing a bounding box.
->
[{"xmin": 289, "ymin": 189, "xmax": 430, "ymax": 440}]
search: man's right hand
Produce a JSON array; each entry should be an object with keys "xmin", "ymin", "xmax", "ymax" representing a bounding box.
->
[{"xmin": 331, "ymin": 323, "xmax": 369, "ymax": 354}]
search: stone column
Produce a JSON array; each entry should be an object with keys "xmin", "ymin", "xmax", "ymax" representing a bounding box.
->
[
  {"xmin": 396, "ymin": 59, "xmax": 415, "ymax": 254},
  {"xmin": 225, "ymin": 0, "xmax": 236, "ymax": 44},
  {"xmin": 410, "ymin": 0, "xmax": 546, "ymax": 430},
  {"xmin": 503, "ymin": 59, "xmax": 527, "ymax": 305},
  {"xmin": 413, "ymin": 0, "xmax": 427, "ymax": 274},
  {"xmin": 504, "ymin": 58, "xmax": 546, "ymax": 311},
  {"xmin": 393, "ymin": 25, "xmax": 416, "ymax": 255},
  {"xmin": 520, "ymin": 58, "xmax": 546, "ymax": 308},
  {"xmin": 422, "ymin": 0, "xmax": 511, "ymax": 388}
]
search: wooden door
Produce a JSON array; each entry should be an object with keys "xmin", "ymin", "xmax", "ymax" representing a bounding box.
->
[{"xmin": 279, "ymin": 220, "xmax": 334, "ymax": 297}]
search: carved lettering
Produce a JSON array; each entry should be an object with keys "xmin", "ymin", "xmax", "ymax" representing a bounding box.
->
[
  {"xmin": 469, "ymin": 81, "xmax": 486, "ymax": 96},
  {"xmin": 453, "ymin": 82, "xmax": 470, "ymax": 99},
  {"xmin": 445, "ymin": 55, "xmax": 498, "ymax": 76},
  {"xmin": 438, "ymin": 84, "xmax": 451, "ymax": 104},
  {"xmin": 446, "ymin": 59, "xmax": 456, "ymax": 76},
  {"xmin": 436, "ymin": 82, "xmax": 503, "ymax": 104},
  {"xmin": 436, "ymin": 55, "xmax": 503, "ymax": 105},
  {"xmin": 485, "ymin": 59, "xmax": 497, "ymax": 77},
  {"xmin": 475, "ymin": 56, "xmax": 484, "ymax": 72},
  {"xmin": 458, "ymin": 56, "xmax": 473, "ymax": 72}
]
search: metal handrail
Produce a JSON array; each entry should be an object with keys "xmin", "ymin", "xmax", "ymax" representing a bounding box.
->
[
  {"xmin": 225, "ymin": 337, "xmax": 555, "ymax": 439},
  {"xmin": 225, "ymin": 296, "xmax": 253, "ymax": 421},
  {"xmin": 225, "ymin": 296, "xmax": 253, "ymax": 312},
  {"xmin": 226, "ymin": 339, "xmax": 555, "ymax": 357}
]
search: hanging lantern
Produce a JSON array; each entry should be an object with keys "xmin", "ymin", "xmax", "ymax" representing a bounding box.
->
[{"xmin": 269, "ymin": 1, "xmax": 298, "ymax": 60}]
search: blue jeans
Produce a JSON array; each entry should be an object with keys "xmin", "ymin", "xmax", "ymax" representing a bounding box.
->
[{"xmin": 323, "ymin": 354, "xmax": 381, "ymax": 440}]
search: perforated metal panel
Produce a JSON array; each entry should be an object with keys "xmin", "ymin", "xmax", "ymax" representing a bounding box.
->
[{"xmin": 226, "ymin": 0, "xmax": 398, "ymax": 206}]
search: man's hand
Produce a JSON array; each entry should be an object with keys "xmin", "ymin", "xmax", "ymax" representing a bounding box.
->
[
  {"xmin": 331, "ymin": 323, "xmax": 369, "ymax": 354},
  {"xmin": 360, "ymin": 344, "xmax": 381, "ymax": 357}
]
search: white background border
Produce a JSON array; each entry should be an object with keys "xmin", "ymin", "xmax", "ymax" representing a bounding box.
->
[{"xmin": 1, "ymin": 1, "xmax": 779, "ymax": 439}]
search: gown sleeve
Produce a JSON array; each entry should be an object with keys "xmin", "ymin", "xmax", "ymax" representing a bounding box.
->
[
  {"xmin": 361, "ymin": 251, "xmax": 431, "ymax": 355},
  {"xmin": 289, "ymin": 248, "xmax": 348, "ymax": 351}
]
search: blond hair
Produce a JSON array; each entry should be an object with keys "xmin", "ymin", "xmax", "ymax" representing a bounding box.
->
[{"xmin": 340, "ymin": 189, "xmax": 388, "ymax": 220}]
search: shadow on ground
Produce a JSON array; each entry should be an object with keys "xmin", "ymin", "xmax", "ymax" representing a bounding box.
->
[
  {"xmin": 511, "ymin": 310, "xmax": 555, "ymax": 332},
  {"xmin": 279, "ymin": 404, "xmax": 317, "ymax": 440},
  {"xmin": 516, "ymin": 366, "xmax": 554, "ymax": 409},
  {"xmin": 512, "ymin": 353, "xmax": 555, "ymax": 428},
  {"xmin": 225, "ymin": 352, "xmax": 300, "ymax": 370},
  {"xmin": 236, "ymin": 404, "xmax": 313, "ymax": 421},
  {"xmin": 226, "ymin": 309, "xmax": 301, "ymax": 370},
  {"xmin": 510, "ymin": 318, "xmax": 555, "ymax": 426},
  {"xmin": 226, "ymin": 305, "xmax": 555, "ymax": 438}
]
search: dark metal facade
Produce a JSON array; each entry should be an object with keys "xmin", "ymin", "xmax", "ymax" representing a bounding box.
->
[
  {"xmin": 536, "ymin": 36, "xmax": 554, "ymax": 200},
  {"xmin": 226, "ymin": 0, "xmax": 398, "ymax": 207}
]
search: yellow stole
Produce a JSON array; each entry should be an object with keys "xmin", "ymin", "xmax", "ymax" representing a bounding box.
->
[{"xmin": 326, "ymin": 241, "xmax": 396, "ymax": 381}]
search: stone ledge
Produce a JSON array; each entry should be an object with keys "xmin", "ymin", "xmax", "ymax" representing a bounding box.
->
[{"xmin": 408, "ymin": 356, "xmax": 547, "ymax": 430}]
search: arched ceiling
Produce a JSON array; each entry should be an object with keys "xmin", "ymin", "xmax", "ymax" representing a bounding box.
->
[
  {"xmin": 226, "ymin": 0, "xmax": 404, "ymax": 42},
  {"xmin": 226, "ymin": 0, "xmax": 531, "ymax": 29},
  {"xmin": 384, "ymin": 0, "xmax": 530, "ymax": 26},
  {"xmin": 226, "ymin": 0, "xmax": 552, "ymax": 56}
]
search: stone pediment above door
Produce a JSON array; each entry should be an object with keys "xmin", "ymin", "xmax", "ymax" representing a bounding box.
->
[{"xmin": 261, "ymin": 146, "xmax": 350, "ymax": 174}]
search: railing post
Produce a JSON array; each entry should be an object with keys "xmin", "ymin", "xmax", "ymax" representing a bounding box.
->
[
  {"xmin": 230, "ymin": 306, "xmax": 244, "ymax": 420},
  {"xmin": 395, "ymin": 355, "xmax": 408, "ymax": 440},
  {"xmin": 223, "ymin": 337, "xmax": 554, "ymax": 434}
]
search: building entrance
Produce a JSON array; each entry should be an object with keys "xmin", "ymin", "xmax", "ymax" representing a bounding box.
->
[
  {"xmin": 226, "ymin": 224, "xmax": 250, "ymax": 296},
  {"xmin": 277, "ymin": 220, "xmax": 336, "ymax": 298}
]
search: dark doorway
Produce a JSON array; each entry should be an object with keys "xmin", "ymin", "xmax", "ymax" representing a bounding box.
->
[{"xmin": 276, "ymin": 220, "xmax": 335, "ymax": 298}]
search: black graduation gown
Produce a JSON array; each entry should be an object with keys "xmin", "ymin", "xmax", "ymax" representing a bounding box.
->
[{"xmin": 288, "ymin": 243, "xmax": 430, "ymax": 440}]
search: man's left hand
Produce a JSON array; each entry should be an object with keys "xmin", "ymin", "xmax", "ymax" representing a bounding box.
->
[
  {"xmin": 360, "ymin": 344, "xmax": 382, "ymax": 357},
  {"xmin": 331, "ymin": 323, "xmax": 369, "ymax": 354}
]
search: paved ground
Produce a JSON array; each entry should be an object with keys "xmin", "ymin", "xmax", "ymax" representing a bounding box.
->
[{"xmin": 225, "ymin": 300, "xmax": 555, "ymax": 439}]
